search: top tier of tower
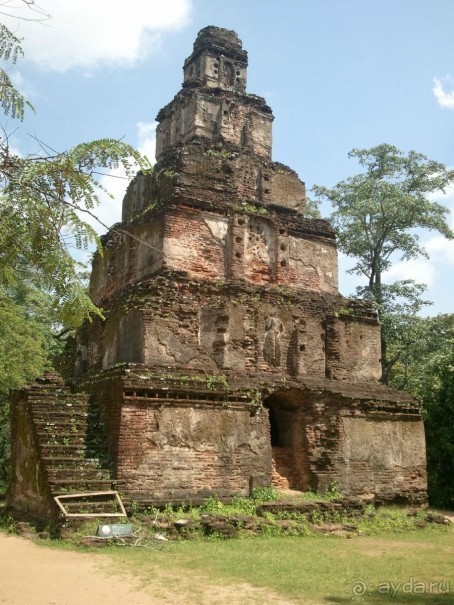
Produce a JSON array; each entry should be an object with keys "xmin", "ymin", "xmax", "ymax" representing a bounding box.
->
[
  {"xmin": 183, "ymin": 26, "xmax": 248, "ymax": 93},
  {"xmin": 155, "ymin": 26, "xmax": 273, "ymax": 161}
]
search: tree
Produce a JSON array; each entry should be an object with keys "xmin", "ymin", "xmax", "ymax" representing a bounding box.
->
[
  {"xmin": 424, "ymin": 352, "xmax": 454, "ymax": 508},
  {"xmin": 0, "ymin": 278, "xmax": 61, "ymax": 484},
  {"xmin": 390, "ymin": 313, "xmax": 454, "ymax": 507},
  {"xmin": 0, "ymin": 14, "xmax": 151, "ymax": 328},
  {"xmin": 313, "ymin": 143, "xmax": 454, "ymax": 382},
  {"xmin": 388, "ymin": 313, "xmax": 454, "ymax": 397},
  {"xmin": 0, "ymin": 5, "xmax": 151, "ymax": 482}
]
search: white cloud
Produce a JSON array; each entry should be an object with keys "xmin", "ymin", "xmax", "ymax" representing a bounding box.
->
[
  {"xmin": 10, "ymin": 69, "xmax": 36, "ymax": 100},
  {"xmin": 427, "ymin": 182, "xmax": 454, "ymax": 233},
  {"xmin": 422, "ymin": 187, "xmax": 454, "ymax": 266},
  {"xmin": 426, "ymin": 236, "xmax": 454, "ymax": 264},
  {"xmin": 3, "ymin": 0, "xmax": 192, "ymax": 72},
  {"xmin": 137, "ymin": 121, "xmax": 157, "ymax": 163},
  {"xmin": 89, "ymin": 165, "xmax": 128, "ymax": 231},
  {"xmin": 432, "ymin": 76, "xmax": 454, "ymax": 109},
  {"xmin": 384, "ymin": 258, "xmax": 436, "ymax": 287},
  {"xmin": 427, "ymin": 181, "xmax": 454, "ymax": 204},
  {"xmin": 337, "ymin": 252, "xmax": 367, "ymax": 297}
]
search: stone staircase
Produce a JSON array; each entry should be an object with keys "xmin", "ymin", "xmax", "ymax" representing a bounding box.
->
[{"xmin": 24, "ymin": 373, "xmax": 118, "ymax": 517}]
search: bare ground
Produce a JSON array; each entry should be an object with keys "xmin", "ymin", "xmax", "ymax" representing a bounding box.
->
[{"xmin": 0, "ymin": 533, "xmax": 301, "ymax": 605}]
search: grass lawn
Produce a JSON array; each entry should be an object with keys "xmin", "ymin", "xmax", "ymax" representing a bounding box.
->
[{"xmin": 104, "ymin": 527, "xmax": 454, "ymax": 604}]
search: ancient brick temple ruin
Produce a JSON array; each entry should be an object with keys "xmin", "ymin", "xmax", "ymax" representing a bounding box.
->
[{"xmin": 9, "ymin": 27, "xmax": 427, "ymax": 519}]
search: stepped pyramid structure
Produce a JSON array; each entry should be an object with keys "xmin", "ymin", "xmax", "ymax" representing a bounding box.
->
[{"xmin": 9, "ymin": 27, "xmax": 427, "ymax": 519}]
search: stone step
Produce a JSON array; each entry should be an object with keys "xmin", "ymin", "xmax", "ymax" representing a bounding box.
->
[
  {"xmin": 30, "ymin": 403, "xmax": 88, "ymax": 413},
  {"xmin": 33, "ymin": 416, "xmax": 89, "ymax": 425},
  {"xmin": 32, "ymin": 410, "xmax": 89, "ymax": 418},
  {"xmin": 34, "ymin": 425, "xmax": 89, "ymax": 435},
  {"xmin": 47, "ymin": 468, "xmax": 111, "ymax": 480},
  {"xmin": 41, "ymin": 448, "xmax": 110, "ymax": 462},
  {"xmin": 29, "ymin": 396, "xmax": 88, "ymax": 404},
  {"xmin": 49, "ymin": 478, "xmax": 116, "ymax": 492},
  {"xmin": 28, "ymin": 392, "xmax": 85, "ymax": 399},
  {"xmin": 42, "ymin": 456, "xmax": 104, "ymax": 467},
  {"xmin": 25, "ymin": 382, "xmax": 115, "ymax": 505},
  {"xmin": 40, "ymin": 445, "xmax": 88, "ymax": 457},
  {"xmin": 31, "ymin": 408, "xmax": 89, "ymax": 418},
  {"xmin": 36, "ymin": 433, "xmax": 87, "ymax": 445},
  {"xmin": 36, "ymin": 427, "xmax": 88, "ymax": 436}
]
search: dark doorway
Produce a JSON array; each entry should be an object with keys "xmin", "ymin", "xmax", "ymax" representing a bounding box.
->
[{"xmin": 263, "ymin": 390, "xmax": 308, "ymax": 491}]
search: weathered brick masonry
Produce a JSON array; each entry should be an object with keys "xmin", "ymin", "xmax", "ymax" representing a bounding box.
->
[{"xmin": 9, "ymin": 26, "xmax": 427, "ymax": 517}]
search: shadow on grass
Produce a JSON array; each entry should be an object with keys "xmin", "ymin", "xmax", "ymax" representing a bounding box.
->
[{"xmin": 327, "ymin": 589, "xmax": 454, "ymax": 604}]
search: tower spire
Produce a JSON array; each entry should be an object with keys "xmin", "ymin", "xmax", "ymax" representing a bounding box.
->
[
  {"xmin": 155, "ymin": 26, "xmax": 272, "ymax": 162},
  {"xmin": 183, "ymin": 26, "xmax": 248, "ymax": 93}
]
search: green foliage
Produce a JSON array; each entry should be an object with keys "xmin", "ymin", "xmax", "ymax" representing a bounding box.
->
[
  {"xmin": 250, "ymin": 486, "xmax": 280, "ymax": 501},
  {"xmin": 356, "ymin": 279, "xmax": 433, "ymax": 383},
  {"xmin": 0, "ymin": 509, "xmax": 16, "ymax": 533},
  {"xmin": 314, "ymin": 144, "xmax": 454, "ymax": 287},
  {"xmin": 0, "ymin": 278, "xmax": 65, "ymax": 483},
  {"xmin": 325, "ymin": 480, "xmax": 342, "ymax": 500},
  {"xmin": 203, "ymin": 149, "xmax": 235, "ymax": 161},
  {"xmin": 0, "ymin": 15, "xmax": 151, "ymax": 483},
  {"xmin": 0, "ymin": 136, "xmax": 151, "ymax": 327},
  {"xmin": 0, "ymin": 20, "xmax": 151, "ymax": 328},
  {"xmin": 205, "ymin": 374, "xmax": 229, "ymax": 390},
  {"xmin": 313, "ymin": 143, "xmax": 454, "ymax": 381},
  {"xmin": 385, "ymin": 313, "xmax": 454, "ymax": 507},
  {"xmin": 304, "ymin": 195, "xmax": 321, "ymax": 218},
  {"xmin": 234, "ymin": 200, "xmax": 269, "ymax": 215},
  {"xmin": 0, "ymin": 402, "xmax": 10, "ymax": 484},
  {"xmin": 0, "ymin": 23, "xmax": 33, "ymax": 120},
  {"xmin": 357, "ymin": 506, "xmax": 426, "ymax": 535},
  {"xmin": 0, "ymin": 291, "xmax": 52, "ymax": 394},
  {"xmin": 388, "ymin": 314, "xmax": 454, "ymax": 396},
  {"xmin": 424, "ymin": 359, "xmax": 454, "ymax": 508}
]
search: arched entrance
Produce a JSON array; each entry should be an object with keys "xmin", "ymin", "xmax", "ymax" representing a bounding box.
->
[{"xmin": 263, "ymin": 390, "xmax": 310, "ymax": 491}]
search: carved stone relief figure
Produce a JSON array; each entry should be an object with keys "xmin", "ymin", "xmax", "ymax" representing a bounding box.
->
[{"xmin": 263, "ymin": 317, "xmax": 284, "ymax": 367}]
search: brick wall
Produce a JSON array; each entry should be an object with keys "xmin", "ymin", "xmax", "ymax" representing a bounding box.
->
[
  {"xmin": 81, "ymin": 275, "xmax": 383, "ymax": 383},
  {"xmin": 325, "ymin": 315, "xmax": 382, "ymax": 381},
  {"xmin": 8, "ymin": 391, "xmax": 54, "ymax": 519},
  {"xmin": 90, "ymin": 216, "xmax": 165, "ymax": 306},
  {"xmin": 78, "ymin": 372, "xmax": 427, "ymax": 506},
  {"xmin": 115, "ymin": 396, "xmax": 271, "ymax": 502},
  {"xmin": 336, "ymin": 414, "xmax": 427, "ymax": 504}
]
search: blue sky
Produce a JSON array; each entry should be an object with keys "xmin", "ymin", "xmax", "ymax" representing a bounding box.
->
[{"xmin": 3, "ymin": 0, "xmax": 454, "ymax": 314}]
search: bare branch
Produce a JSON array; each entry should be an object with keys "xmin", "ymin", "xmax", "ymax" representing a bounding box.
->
[{"xmin": 0, "ymin": 0, "xmax": 51, "ymax": 23}]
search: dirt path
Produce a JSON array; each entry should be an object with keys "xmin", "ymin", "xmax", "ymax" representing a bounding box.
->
[{"xmin": 0, "ymin": 533, "xmax": 300, "ymax": 605}]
